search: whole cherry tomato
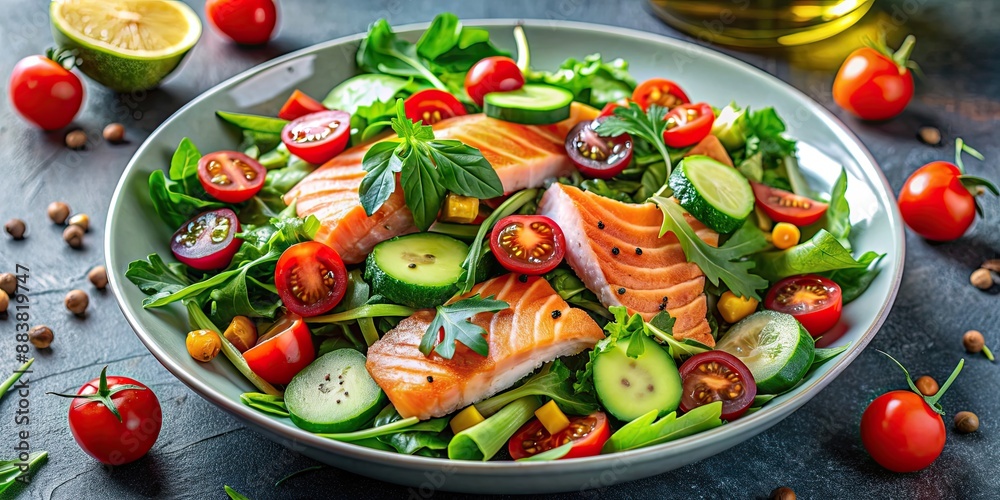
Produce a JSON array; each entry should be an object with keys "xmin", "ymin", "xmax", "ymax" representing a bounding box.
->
[
  {"xmin": 206, "ymin": 0, "xmax": 278, "ymax": 45},
  {"xmin": 49, "ymin": 367, "xmax": 162, "ymax": 465},
  {"xmin": 898, "ymin": 139, "xmax": 998, "ymax": 241},
  {"xmin": 861, "ymin": 354, "xmax": 963, "ymax": 473},
  {"xmin": 833, "ymin": 35, "xmax": 916, "ymax": 121},
  {"xmin": 8, "ymin": 52, "xmax": 84, "ymax": 131},
  {"xmin": 465, "ymin": 56, "xmax": 524, "ymax": 107}
]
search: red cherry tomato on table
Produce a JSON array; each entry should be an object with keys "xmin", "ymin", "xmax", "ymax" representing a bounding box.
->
[
  {"xmin": 465, "ymin": 56, "xmax": 524, "ymax": 107},
  {"xmin": 662, "ymin": 103, "xmax": 714, "ymax": 149},
  {"xmin": 833, "ymin": 35, "xmax": 916, "ymax": 121},
  {"xmin": 279, "ymin": 89, "xmax": 326, "ymax": 121},
  {"xmin": 8, "ymin": 53, "xmax": 84, "ymax": 130},
  {"xmin": 632, "ymin": 78, "xmax": 690, "ymax": 111},
  {"xmin": 751, "ymin": 182, "xmax": 829, "ymax": 226},
  {"xmin": 564, "ymin": 119, "xmax": 633, "ymax": 179},
  {"xmin": 765, "ymin": 275, "xmax": 842, "ymax": 336},
  {"xmin": 678, "ymin": 351, "xmax": 757, "ymax": 421},
  {"xmin": 897, "ymin": 140, "xmax": 998, "ymax": 241},
  {"xmin": 170, "ymin": 208, "xmax": 242, "ymax": 271},
  {"xmin": 197, "ymin": 151, "xmax": 266, "ymax": 203},
  {"xmin": 50, "ymin": 367, "xmax": 162, "ymax": 465},
  {"xmin": 404, "ymin": 89, "xmax": 467, "ymax": 125},
  {"xmin": 244, "ymin": 313, "xmax": 315, "ymax": 385},
  {"xmin": 206, "ymin": 0, "xmax": 277, "ymax": 45},
  {"xmin": 489, "ymin": 215, "xmax": 566, "ymax": 275},
  {"xmin": 281, "ymin": 110, "xmax": 351, "ymax": 165},
  {"xmin": 275, "ymin": 241, "xmax": 348, "ymax": 317},
  {"xmin": 508, "ymin": 411, "xmax": 611, "ymax": 460}
]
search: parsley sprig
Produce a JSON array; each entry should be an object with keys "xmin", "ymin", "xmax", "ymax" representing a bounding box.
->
[
  {"xmin": 419, "ymin": 294, "xmax": 509, "ymax": 359},
  {"xmin": 595, "ymin": 102, "xmax": 673, "ymax": 177},
  {"xmin": 360, "ymin": 99, "xmax": 504, "ymax": 231}
]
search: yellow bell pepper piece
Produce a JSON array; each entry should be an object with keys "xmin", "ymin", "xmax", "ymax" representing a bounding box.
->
[
  {"xmin": 450, "ymin": 405, "xmax": 485, "ymax": 434},
  {"xmin": 440, "ymin": 193, "xmax": 480, "ymax": 224},
  {"xmin": 771, "ymin": 222, "xmax": 801, "ymax": 250},
  {"xmin": 534, "ymin": 400, "xmax": 570, "ymax": 435},
  {"xmin": 717, "ymin": 290, "xmax": 759, "ymax": 324}
]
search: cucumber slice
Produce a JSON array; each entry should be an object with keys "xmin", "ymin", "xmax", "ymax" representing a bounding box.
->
[
  {"xmin": 593, "ymin": 335, "xmax": 682, "ymax": 421},
  {"xmin": 483, "ymin": 84, "xmax": 574, "ymax": 125},
  {"xmin": 715, "ymin": 310, "xmax": 815, "ymax": 394},
  {"xmin": 668, "ymin": 155, "xmax": 754, "ymax": 233},
  {"xmin": 285, "ymin": 349, "xmax": 386, "ymax": 433},
  {"xmin": 365, "ymin": 233, "xmax": 469, "ymax": 308}
]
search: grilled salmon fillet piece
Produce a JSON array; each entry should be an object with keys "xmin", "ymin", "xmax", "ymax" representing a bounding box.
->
[
  {"xmin": 284, "ymin": 103, "xmax": 599, "ymax": 264},
  {"xmin": 537, "ymin": 183, "xmax": 718, "ymax": 346},
  {"xmin": 365, "ymin": 273, "xmax": 605, "ymax": 420}
]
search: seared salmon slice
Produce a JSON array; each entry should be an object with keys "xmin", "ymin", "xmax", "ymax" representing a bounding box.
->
[
  {"xmin": 284, "ymin": 103, "xmax": 600, "ymax": 264},
  {"xmin": 537, "ymin": 183, "xmax": 718, "ymax": 346},
  {"xmin": 365, "ymin": 273, "xmax": 605, "ymax": 420}
]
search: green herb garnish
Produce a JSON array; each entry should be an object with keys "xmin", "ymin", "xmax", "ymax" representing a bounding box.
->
[
  {"xmin": 418, "ymin": 294, "xmax": 509, "ymax": 359},
  {"xmin": 595, "ymin": 102, "xmax": 673, "ymax": 178}
]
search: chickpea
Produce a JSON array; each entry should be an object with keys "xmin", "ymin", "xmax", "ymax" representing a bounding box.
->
[
  {"xmin": 0, "ymin": 289, "xmax": 8, "ymax": 313},
  {"xmin": 63, "ymin": 224, "xmax": 84, "ymax": 249},
  {"xmin": 65, "ymin": 289, "xmax": 89, "ymax": 315},
  {"xmin": 29, "ymin": 325, "xmax": 53, "ymax": 349},
  {"xmin": 65, "ymin": 130, "xmax": 87, "ymax": 149},
  {"xmin": 68, "ymin": 214, "xmax": 90, "ymax": 232},
  {"xmin": 971, "ymin": 268, "xmax": 993, "ymax": 290},
  {"xmin": 915, "ymin": 375, "xmax": 939, "ymax": 396},
  {"xmin": 5, "ymin": 219, "xmax": 26, "ymax": 240},
  {"xmin": 770, "ymin": 487, "xmax": 796, "ymax": 500},
  {"xmin": 917, "ymin": 126, "xmax": 941, "ymax": 146},
  {"xmin": 186, "ymin": 329, "xmax": 222, "ymax": 362},
  {"xmin": 48, "ymin": 201, "xmax": 71, "ymax": 224},
  {"xmin": 103, "ymin": 123, "xmax": 125, "ymax": 143},
  {"xmin": 0, "ymin": 273, "xmax": 15, "ymax": 295},
  {"xmin": 223, "ymin": 316, "xmax": 258, "ymax": 353},
  {"xmin": 954, "ymin": 411, "xmax": 980, "ymax": 434},
  {"xmin": 88, "ymin": 265, "xmax": 108, "ymax": 290}
]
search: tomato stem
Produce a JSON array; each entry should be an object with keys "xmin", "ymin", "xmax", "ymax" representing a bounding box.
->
[
  {"xmin": 927, "ymin": 358, "xmax": 964, "ymax": 407},
  {"xmin": 45, "ymin": 366, "xmax": 146, "ymax": 423},
  {"xmin": 892, "ymin": 35, "xmax": 917, "ymax": 71}
]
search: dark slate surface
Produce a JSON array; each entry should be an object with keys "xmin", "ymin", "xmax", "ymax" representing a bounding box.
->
[{"xmin": 1, "ymin": 0, "xmax": 998, "ymax": 498}]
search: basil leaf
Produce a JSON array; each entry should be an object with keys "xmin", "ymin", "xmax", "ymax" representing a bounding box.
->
[
  {"xmin": 323, "ymin": 74, "xmax": 413, "ymax": 114},
  {"xmin": 601, "ymin": 402, "xmax": 724, "ymax": 453},
  {"xmin": 401, "ymin": 152, "xmax": 446, "ymax": 232},
  {"xmin": 359, "ymin": 141, "xmax": 403, "ymax": 216},
  {"xmin": 217, "ymin": 111, "xmax": 289, "ymax": 134},
  {"xmin": 429, "ymin": 140, "xmax": 504, "ymax": 199}
]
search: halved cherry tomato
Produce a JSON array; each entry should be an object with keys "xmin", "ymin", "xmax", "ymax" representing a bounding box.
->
[
  {"xmin": 465, "ymin": 56, "xmax": 524, "ymax": 107},
  {"xmin": 244, "ymin": 313, "xmax": 315, "ymax": 385},
  {"xmin": 9, "ymin": 53, "xmax": 84, "ymax": 130},
  {"xmin": 833, "ymin": 36, "xmax": 915, "ymax": 121},
  {"xmin": 565, "ymin": 119, "xmax": 633, "ymax": 179},
  {"xmin": 197, "ymin": 151, "xmax": 266, "ymax": 203},
  {"xmin": 170, "ymin": 209, "xmax": 242, "ymax": 271},
  {"xmin": 632, "ymin": 78, "xmax": 690, "ymax": 110},
  {"xmin": 278, "ymin": 90, "xmax": 326, "ymax": 121},
  {"xmin": 751, "ymin": 182, "xmax": 829, "ymax": 227},
  {"xmin": 404, "ymin": 89, "xmax": 467, "ymax": 125},
  {"xmin": 765, "ymin": 275, "xmax": 843, "ymax": 336},
  {"xmin": 662, "ymin": 102, "xmax": 714, "ymax": 149},
  {"xmin": 489, "ymin": 215, "xmax": 566, "ymax": 275},
  {"xmin": 679, "ymin": 351, "xmax": 756, "ymax": 421},
  {"xmin": 281, "ymin": 110, "xmax": 351, "ymax": 165},
  {"xmin": 508, "ymin": 411, "xmax": 611, "ymax": 460},
  {"xmin": 598, "ymin": 98, "xmax": 632, "ymax": 118},
  {"xmin": 275, "ymin": 241, "xmax": 348, "ymax": 317}
]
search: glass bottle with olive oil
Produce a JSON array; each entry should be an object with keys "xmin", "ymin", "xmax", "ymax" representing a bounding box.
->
[{"xmin": 649, "ymin": 0, "xmax": 875, "ymax": 47}]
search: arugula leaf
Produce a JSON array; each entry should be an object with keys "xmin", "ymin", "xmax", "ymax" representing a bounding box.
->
[
  {"xmin": 526, "ymin": 53, "xmax": 636, "ymax": 108},
  {"xmin": 125, "ymin": 254, "xmax": 194, "ymax": 306},
  {"xmin": 579, "ymin": 179, "xmax": 637, "ymax": 203},
  {"xmin": 601, "ymin": 402, "xmax": 724, "ymax": 453},
  {"xmin": 217, "ymin": 111, "xmax": 289, "ymax": 134},
  {"xmin": 647, "ymin": 311, "xmax": 712, "ymax": 360},
  {"xmin": 240, "ymin": 392, "xmax": 289, "ymax": 418},
  {"xmin": 419, "ymin": 294, "xmax": 509, "ymax": 359},
  {"xmin": 415, "ymin": 13, "xmax": 509, "ymax": 74},
  {"xmin": 475, "ymin": 362, "xmax": 598, "ymax": 417},
  {"xmin": 652, "ymin": 197, "xmax": 769, "ymax": 300},
  {"xmin": 751, "ymin": 229, "xmax": 871, "ymax": 283},
  {"xmin": 595, "ymin": 102, "xmax": 672, "ymax": 178},
  {"xmin": 824, "ymin": 251, "xmax": 885, "ymax": 303},
  {"xmin": 322, "ymin": 74, "xmax": 413, "ymax": 114},
  {"xmin": 0, "ymin": 451, "xmax": 47, "ymax": 495}
]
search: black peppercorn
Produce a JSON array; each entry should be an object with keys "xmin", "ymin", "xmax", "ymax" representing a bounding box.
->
[
  {"xmin": 617, "ymin": 287, "xmax": 626, "ymax": 295},
  {"xmin": 635, "ymin": 247, "xmax": 642, "ymax": 255},
  {"xmin": 597, "ymin": 221, "xmax": 605, "ymax": 230},
  {"xmin": 551, "ymin": 310, "xmax": 561, "ymax": 319},
  {"xmin": 611, "ymin": 247, "xmax": 620, "ymax": 255}
]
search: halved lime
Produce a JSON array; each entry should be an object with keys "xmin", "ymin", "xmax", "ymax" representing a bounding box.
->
[{"xmin": 50, "ymin": 0, "xmax": 202, "ymax": 92}]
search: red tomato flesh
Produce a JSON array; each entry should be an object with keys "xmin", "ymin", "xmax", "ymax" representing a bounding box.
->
[
  {"xmin": 861, "ymin": 390, "xmax": 945, "ymax": 472},
  {"xmin": 632, "ymin": 78, "xmax": 690, "ymax": 110},
  {"xmin": 170, "ymin": 209, "xmax": 242, "ymax": 271},
  {"xmin": 662, "ymin": 103, "xmax": 714, "ymax": 149},
  {"xmin": 509, "ymin": 411, "xmax": 611, "ymax": 460},
  {"xmin": 404, "ymin": 89, "xmax": 467, "ymax": 125},
  {"xmin": 9, "ymin": 55, "xmax": 84, "ymax": 130},
  {"xmin": 465, "ymin": 56, "xmax": 524, "ymax": 107},
  {"xmin": 197, "ymin": 151, "xmax": 266, "ymax": 203},
  {"xmin": 765, "ymin": 275, "xmax": 843, "ymax": 336},
  {"xmin": 67, "ymin": 374, "xmax": 162, "ymax": 465},
  {"xmin": 751, "ymin": 182, "xmax": 829, "ymax": 227},
  {"xmin": 274, "ymin": 241, "xmax": 348, "ymax": 317},
  {"xmin": 565, "ymin": 119, "xmax": 633, "ymax": 179},
  {"xmin": 279, "ymin": 90, "xmax": 326, "ymax": 121},
  {"xmin": 679, "ymin": 351, "xmax": 757, "ymax": 421},
  {"xmin": 206, "ymin": 0, "xmax": 277, "ymax": 45},
  {"xmin": 489, "ymin": 215, "xmax": 566, "ymax": 275},
  {"xmin": 281, "ymin": 110, "xmax": 351, "ymax": 165},
  {"xmin": 598, "ymin": 98, "xmax": 632, "ymax": 118},
  {"xmin": 898, "ymin": 161, "xmax": 976, "ymax": 241},
  {"xmin": 244, "ymin": 313, "xmax": 315, "ymax": 385}
]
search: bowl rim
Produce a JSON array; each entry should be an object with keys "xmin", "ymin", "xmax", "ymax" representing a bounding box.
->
[{"xmin": 106, "ymin": 18, "xmax": 905, "ymax": 473}]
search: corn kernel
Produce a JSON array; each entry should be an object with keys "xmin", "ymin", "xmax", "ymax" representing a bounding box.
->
[
  {"xmin": 718, "ymin": 290, "xmax": 759, "ymax": 324},
  {"xmin": 450, "ymin": 405, "xmax": 485, "ymax": 434},
  {"xmin": 771, "ymin": 222, "xmax": 800, "ymax": 250},
  {"xmin": 534, "ymin": 400, "xmax": 570, "ymax": 435}
]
